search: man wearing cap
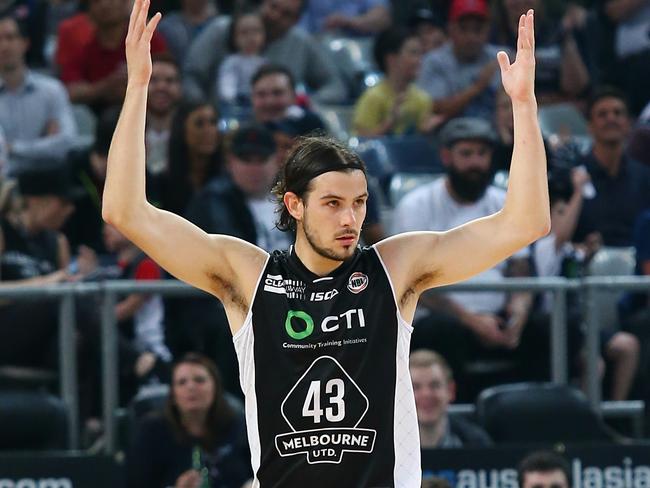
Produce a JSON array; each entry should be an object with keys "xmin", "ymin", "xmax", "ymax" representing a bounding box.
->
[
  {"xmin": 417, "ymin": 0, "xmax": 502, "ymax": 121},
  {"xmin": 186, "ymin": 124, "xmax": 290, "ymax": 252},
  {"xmin": 392, "ymin": 117, "xmax": 546, "ymax": 393}
]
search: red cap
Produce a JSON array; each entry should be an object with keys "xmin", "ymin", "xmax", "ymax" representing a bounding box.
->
[{"xmin": 449, "ymin": 0, "xmax": 489, "ymax": 22}]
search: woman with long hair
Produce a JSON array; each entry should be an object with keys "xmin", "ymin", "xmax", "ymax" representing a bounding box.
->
[
  {"xmin": 127, "ymin": 353, "xmax": 251, "ymax": 488},
  {"xmin": 154, "ymin": 100, "xmax": 222, "ymax": 215}
]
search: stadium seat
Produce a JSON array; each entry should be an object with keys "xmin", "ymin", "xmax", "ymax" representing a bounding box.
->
[
  {"xmin": 476, "ymin": 382, "xmax": 617, "ymax": 444},
  {"xmin": 382, "ymin": 136, "xmax": 443, "ymax": 174},
  {"xmin": 586, "ymin": 246, "xmax": 636, "ymax": 328},
  {"xmin": 316, "ymin": 104, "xmax": 355, "ymax": 142},
  {"xmin": 0, "ymin": 390, "xmax": 68, "ymax": 450},
  {"xmin": 538, "ymin": 103, "xmax": 589, "ymax": 139}
]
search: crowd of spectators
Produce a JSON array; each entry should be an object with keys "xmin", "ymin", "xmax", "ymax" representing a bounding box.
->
[{"xmin": 1, "ymin": 0, "xmax": 650, "ymax": 472}]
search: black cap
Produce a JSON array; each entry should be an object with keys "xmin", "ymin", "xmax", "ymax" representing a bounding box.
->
[
  {"xmin": 17, "ymin": 163, "xmax": 85, "ymax": 201},
  {"xmin": 231, "ymin": 124, "xmax": 277, "ymax": 160},
  {"xmin": 439, "ymin": 117, "xmax": 497, "ymax": 147},
  {"xmin": 408, "ymin": 8, "xmax": 445, "ymax": 29}
]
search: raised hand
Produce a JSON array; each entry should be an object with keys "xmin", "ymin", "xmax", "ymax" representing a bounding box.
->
[
  {"xmin": 125, "ymin": 0, "xmax": 161, "ymax": 87},
  {"xmin": 497, "ymin": 9, "xmax": 536, "ymax": 104}
]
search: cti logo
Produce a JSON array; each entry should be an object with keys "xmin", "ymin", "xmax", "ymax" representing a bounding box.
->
[{"xmin": 285, "ymin": 309, "xmax": 366, "ymax": 340}]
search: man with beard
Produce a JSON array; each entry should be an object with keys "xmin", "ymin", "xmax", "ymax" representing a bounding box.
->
[
  {"xmin": 392, "ymin": 117, "xmax": 549, "ymax": 396},
  {"xmin": 105, "ymin": 3, "xmax": 548, "ymax": 484}
]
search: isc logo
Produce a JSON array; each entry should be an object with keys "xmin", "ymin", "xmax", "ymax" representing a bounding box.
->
[
  {"xmin": 285, "ymin": 308, "xmax": 365, "ymax": 340},
  {"xmin": 309, "ymin": 289, "xmax": 339, "ymax": 302}
]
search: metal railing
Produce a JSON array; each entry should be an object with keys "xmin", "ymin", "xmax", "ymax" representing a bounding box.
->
[{"xmin": 0, "ymin": 275, "xmax": 648, "ymax": 453}]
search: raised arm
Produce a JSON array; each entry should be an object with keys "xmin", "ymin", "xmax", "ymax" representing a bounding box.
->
[
  {"xmin": 102, "ymin": 0, "xmax": 267, "ymax": 330},
  {"xmin": 377, "ymin": 10, "xmax": 550, "ymax": 320}
]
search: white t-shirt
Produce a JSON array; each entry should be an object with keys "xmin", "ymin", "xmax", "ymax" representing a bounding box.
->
[
  {"xmin": 392, "ymin": 177, "xmax": 528, "ymax": 313},
  {"xmin": 532, "ymin": 232, "xmax": 575, "ymax": 312},
  {"xmin": 247, "ymin": 196, "xmax": 291, "ymax": 252}
]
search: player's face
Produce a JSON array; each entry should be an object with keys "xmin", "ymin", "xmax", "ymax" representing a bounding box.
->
[
  {"xmin": 410, "ymin": 365, "xmax": 454, "ymax": 426},
  {"xmin": 522, "ymin": 470, "xmax": 569, "ymax": 488},
  {"xmin": 300, "ymin": 170, "xmax": 367, "ymax": 262},
  {"xmin": 172, "ymin": 363, "xmax": 216, "ymax": 416}
]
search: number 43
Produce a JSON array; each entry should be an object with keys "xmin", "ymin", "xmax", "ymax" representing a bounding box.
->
[{"xmin": 302, "ymin": 379, "xmax": 345, "ymax": 423}]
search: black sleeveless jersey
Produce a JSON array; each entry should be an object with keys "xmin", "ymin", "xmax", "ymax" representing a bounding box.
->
[{"xmin": 233, "ymin": 246, "xmax": 421, "ymax": 488}]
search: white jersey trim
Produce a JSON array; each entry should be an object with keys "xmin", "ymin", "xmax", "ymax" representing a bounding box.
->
[
  {"xmin": 232, "ymin": 252, "xmax": 270, "ymax": 487},
  {"xmin": 372, "ymin": 245, "xmax": 422, "ymax": 487}
]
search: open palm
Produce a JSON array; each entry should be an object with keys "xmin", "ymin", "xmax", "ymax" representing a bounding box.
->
[
  {"xmin": 497, "ymin": 10, "xmax": 536, "ymax": 103},
  {"xmin": 125, "ymin": 0, "xmax": 162, "ymax": 87}
]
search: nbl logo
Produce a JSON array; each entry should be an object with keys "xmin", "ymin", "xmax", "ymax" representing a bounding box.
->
[{"xmin": 347, "ymin": 272, "xmax": 368, "ymax": 294}]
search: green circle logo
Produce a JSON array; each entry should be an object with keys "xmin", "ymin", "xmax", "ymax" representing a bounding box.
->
[{"xmin": 285, "ymin": 310, "xmax": 314, "ymax": 340}]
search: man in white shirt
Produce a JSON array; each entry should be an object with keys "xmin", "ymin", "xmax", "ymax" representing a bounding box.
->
[{"xmin": 392, "ymin": 117, "xmax": 546, "ymax": 396}]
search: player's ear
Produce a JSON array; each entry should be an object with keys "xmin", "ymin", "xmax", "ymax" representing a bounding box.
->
[{"xmin": 284, "ymin": 191, "xmax": 304, "ymax": 222}]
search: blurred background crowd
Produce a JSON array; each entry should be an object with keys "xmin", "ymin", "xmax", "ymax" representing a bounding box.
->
[{"xmin": 1, "ymin": 0, "xmax": 650, "ymax": 485}]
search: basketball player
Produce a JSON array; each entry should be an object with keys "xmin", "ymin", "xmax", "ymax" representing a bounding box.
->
[{"xmin": 103, "ymin": 1, "xmax": 548, "ymax": 486}]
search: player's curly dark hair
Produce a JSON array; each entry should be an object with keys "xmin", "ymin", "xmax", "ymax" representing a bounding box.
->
[{"xmin": 272, "ymin": 136, "xmax": 367, "ymax": 232}]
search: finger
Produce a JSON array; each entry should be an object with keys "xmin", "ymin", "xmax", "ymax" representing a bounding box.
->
[
  {"xmin": 496, "ymin": 51, "xmax": 510, "ymax": 74},
  {"xmin": 517, "ymin": 13, "xmax": 525, "ymax": 50},
  {"xmin": 127, "ymin": 0, "xmax": 141, "ymax": 34},
  {"xmin": 528, "ymin": 9, "xmax": 535, "ymax": 49},
  {"xmin": 133, "ymin": 0, "xmax": 150, "ymax": 40},
  {"xmin": 144, "ymin": 11, "xmax": 162, "ymax": 41}
]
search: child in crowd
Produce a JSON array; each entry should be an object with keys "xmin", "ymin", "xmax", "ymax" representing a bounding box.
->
[{"xmin": 217, "ymin": 9, "xmax": 267, "ymax": 106}]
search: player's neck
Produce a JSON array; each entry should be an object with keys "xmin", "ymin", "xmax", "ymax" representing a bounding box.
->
[{"xmin": 293, "ymin": 236, "xmax": 345, "ymax": 277}]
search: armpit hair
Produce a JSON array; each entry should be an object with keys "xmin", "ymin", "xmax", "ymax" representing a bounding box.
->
[
  {"xmin": 208, "ymin": 272, "xmax": 248, "ymax": 313},
  {"xmin": 400, "ymin": 270, "xmax": 439, "ymax": 307}
]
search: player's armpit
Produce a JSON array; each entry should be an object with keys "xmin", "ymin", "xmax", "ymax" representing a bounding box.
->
[
  {"xmin": 377, "ymin": 211, "xmax": 544, "ymax": 303},
  {"xmin": 106, "ymin": 203, "xmax": 268, "ymax": 314}
]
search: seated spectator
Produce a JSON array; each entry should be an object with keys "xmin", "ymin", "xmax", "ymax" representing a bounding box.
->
[
  {"xmin": 416, "ymin": 0, "xmax": 501, "ymax": 121},
  {"xmin": 410, "ymin": 349, "xmax": 492, "ymax": 448},
  {"xmin": 518, "ymin": 451, "xmax": 571, "ymax": 488},
  {"xmin": 598, "ymin": 0, "xmax": 650, "ymax": 115},
  {"xmin": 60, "ymin": 0, "xmax": 167, "ymax": 113},
  {"xmin": 408, "ymin": 7, "xmax": 447, "ymax": 55},
  {"xmin": 63, "ymin": 107, "xmax": 120, "ymax": 254},
  {"xmin": 151, "ymin": 100, "xmax": 222, "ymax": 215},
  {"xmin": 157, "ymin": 0, "xmax": 217, "ymax": 65},
  {"xmin": 217, "ymin": 7, "xmax": 267, "ymax": 108},
  {"xmin": 127, "ymin": 353, "xmax": 252, "ymax": 488},
  {"xmin": 573, "ymin": 87, "xmax": 650, "ymax": 247},
  {"xmin": 1, "ymin": 0, "xmax": 47, "ymax": 67},
  {"xmin": 535, "ymin": 169, "xmax": 639, "ymax": 401},
  {"xmin": 299, "ymin": 0, "xmax": 391, "ymax": 36},
  {"xmin": 251, "ymin": 64, "xmax": 326, "ymax": 135},
  {"xmin": 491, "ymin": 0, "xmax": 590, "ymax": 104},
  {"xmin": 183, "ymin": 0, "xmax": 347, "ymax": 105},
  {"xmin": 352, "ymin": 27, "xmax": 441, "ymax": 137},
  {"xmin": 392, "ymin": 118, "xmax": 555, "ymax": 393},
  {"xmin": 0, "ymin": 164, "xmax": 71, "ymax": 362},
  {"xmin": 0, "ymin": 15, "xmax": 77, "ymax": 172},
  {"xmin": 78, "ymin": 222, "xmax": 172, "ymax": 398},
  {"xmin": 146, "ymin": 54, "xmax": 182, "ymax": 177},
  {"xmin": 54, "ymin": 13, "xmax": 94, "ymax": 80},
  {"xmin": 186, "ymin": 123, "xmax": 290, "ymax": 252}
]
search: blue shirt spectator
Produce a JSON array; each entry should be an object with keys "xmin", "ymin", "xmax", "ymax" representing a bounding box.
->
[
  {"xmin": 0, "ymin": 16, "xmax": 76, "ymax": 172},
  {"xmin": 299, "ymin": 0, "xmax": 391, "ymax": 36}
]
